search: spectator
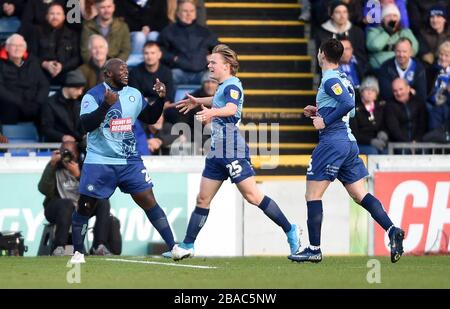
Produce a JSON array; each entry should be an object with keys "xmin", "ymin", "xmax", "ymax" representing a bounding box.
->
[
  {"xmin": 0, "ymin": 34, "xmax": 49, "ymax": 125},
  {"xmin": 145, "ymin": 114, "xmax": 187, "ymax": 155},
  {"xmin": 0, "ymin": 123, "xmax": 8, "ymax": 143},
  {"xmin": 0, "ymin": 0, "xmax": 25, "ymax": 34},
  {"xmin": 367, "ymin": 3, "xmax": 419, "ymax": 70},
  {"xmin": 80, "ymin": 0, "xmax": 130, "ymax": 63},
  {"xmin": 311, "ymin": 0, "xmax": 363, "ymax": 30},
  {"xmin": 80, "ymin": 0, "xmax": 98, "ymax": 21},
  {"xmin": 78, "ymin": 34, "xmax": 108, "ymax": 90},
  {"xmin": 338, "ymin": 39, "xmax": 367, "ymax": 89},
  {"xmin": 26, "ymin": 3, "xmax": 80, "ymax": 86},
  {"xmin": 350, "ymin": 76, "xmax": 389, "ymax": 154},
  {"xmin": 129, "ymin": 41, "xmax": 175, "ymax": 108},
  {"xmin": 41, "ymin": 70, "xmax": 86, "ymax": 143},
  {"xmin": 316, "ymin": 1, "xmax": 366, "ymax": 64},
  {"xmin": 38, "ymin": 140, "xmax": 121, "ymax": 256},
  {"xmin": 158, "ymin": 0, "xmax": 219, "ymax": 85},
  {"xmin": 423, "ymin": 82, "xmax": 450, "ymax": 143},
  {"xmin": 363, "ymin": 0, "xmax": 409, "ymax": 29},
  {"xmin": 378, "ymin": 38, "xmax": 427, "ymax": 101},
  {"xmin": 298, "ymin": 0, "xmax": 311, "ymax": 22},
  {"xmin": 407, "ymin": 0, "xmax": 449, "ymax": 36},
  {"xmin": 115, "ymin": 0, "xmax": 169, "ymax": 66},
  {"xmin": 167, "ymin": 0, "xmax": 207, "ymax": 26},
  {"xmin": 21, "ymin": 0, "xmax": 65, "ymax": 27},
  {"xmin": 419, "ymin": 6, "xmax": 450, "ymax": 65},
  {"xmin": 177, "ymin": 72, "xmax": 218, "ymax": 154},
  {"xmin": 385, "ymin": 78, "xmax": 428, "ymax": 143}
]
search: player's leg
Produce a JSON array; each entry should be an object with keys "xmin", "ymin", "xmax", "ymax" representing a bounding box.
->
[
  {"xmin": 340, "ymin": 142, "xmax": 405, "ymax": 263},
  {"xmin": 131, "ymin": 188, "xmax": 176, "ymax": 250},
  {"xmin": 72, "ymin": 164, "xmax": 117, "ymax": 263},
  {"xmin": 344, "ymin": 178, "xmax": 405, "ymax": 263},
  {"xmin": 236, "ymin": 175, "xmax": 300, "ymax": 254},
  {"xmin": 171, "ymin": 176, "xmax": 223, "ymax": 260},
  {"xmin": 71, "ymin": 194, "xmax": 99, "ymax": 263}
]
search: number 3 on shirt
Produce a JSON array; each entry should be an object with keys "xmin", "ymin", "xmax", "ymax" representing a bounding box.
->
[{"xmin": 226, "ymin": 160, "xmax": 242, "ymax": 177}]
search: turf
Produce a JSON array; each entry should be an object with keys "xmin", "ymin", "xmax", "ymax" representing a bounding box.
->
[{"xmin": 0, "ymin": 255, "xmax": 449, "ymax": 289}]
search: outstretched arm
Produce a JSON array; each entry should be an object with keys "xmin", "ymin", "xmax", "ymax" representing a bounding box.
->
[{"xmin": 176, "ymin": 94, "xmax": 213, "ymax": 114}]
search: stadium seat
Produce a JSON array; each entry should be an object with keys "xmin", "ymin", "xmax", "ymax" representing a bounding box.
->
[
  {"xmin": 174, "ymin": 84, "xmax": 201, "ymax": 103},
  {"xmin": 1, "ymin": 122, "xmax": 39, "ymax": 156}
]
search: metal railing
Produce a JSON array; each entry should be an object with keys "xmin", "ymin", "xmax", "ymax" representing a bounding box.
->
[{"xmin": 388, "ymin": 142, "xmax": 450, "ymax": 155}]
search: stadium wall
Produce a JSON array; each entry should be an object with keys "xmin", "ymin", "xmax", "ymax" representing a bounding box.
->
[{"xmin": 1, "ymin": 155, "xmax": 448, "ymax": 257}]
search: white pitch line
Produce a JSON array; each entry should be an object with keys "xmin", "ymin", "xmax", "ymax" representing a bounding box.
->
[{"xmin": 104, "ymin": 258, "xmax": 218, "ymax": 269}]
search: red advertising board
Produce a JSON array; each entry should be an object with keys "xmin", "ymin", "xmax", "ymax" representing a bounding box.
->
[{"xmin": 374, "ymin": 172, "xmax": 450, "ymax": 255}]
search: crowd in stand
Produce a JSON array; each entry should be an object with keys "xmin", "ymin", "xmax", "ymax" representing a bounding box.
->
[
  {"xmin": 0, "ymin": 0, "xmax": 213, "ymax": 155},
  {"xmin": 302, "ymin": 0, "xmax": 450, "ymax": 153},
  {"xmin": 0, "ymin": 0, "xmax": 449, "ymax": 156}
]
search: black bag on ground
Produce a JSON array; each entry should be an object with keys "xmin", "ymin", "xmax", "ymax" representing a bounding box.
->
[{"xmin": 0, "ymin": 231, "xmax": 27, "ymax": 256}]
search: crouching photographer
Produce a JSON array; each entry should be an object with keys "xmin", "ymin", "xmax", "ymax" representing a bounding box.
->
[{"xmin": 38, "ymin": 140, "xmax": 121, "ymax": 256}]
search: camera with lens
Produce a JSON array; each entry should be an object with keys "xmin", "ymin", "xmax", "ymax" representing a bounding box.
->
[{"xmin": 60, "ymin": 148, "xmax": 74, "ymax": 163}]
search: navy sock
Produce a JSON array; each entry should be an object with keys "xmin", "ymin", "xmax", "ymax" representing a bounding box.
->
[
  {"xmin": 360, "ymin": 193, "xmax": 393, "ymax": 231},
  {"xmin": 72, "ymin": 211, "xmax": 89, "ymax": 253},
  {"xmin": 145, "ymin": 204, "xmax": 176, "ymax": 249},
  {"xmin": 259, "ymin": 196, "xmax": 291, "ymax": 233},
  {"xmin": 183, "ymin": 207, "xmax": 209, "ymax": 244},
  {"xmin": 307, "ymin": 200, "xmax": 323, "ymax": 247}
]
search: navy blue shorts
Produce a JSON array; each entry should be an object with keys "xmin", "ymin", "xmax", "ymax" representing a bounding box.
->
[
  {"xmin": 202, "ymin": 156, "xmax": 256, "ymax": 184},
  {"xmin": 306, "ymin": 140, "xmax": 368, "ymax": 185},
  {"xmin": 79, "ymin": 161, "xmax": 153, "ymax": 199}
]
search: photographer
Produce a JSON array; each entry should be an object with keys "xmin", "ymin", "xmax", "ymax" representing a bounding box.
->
[{"xmin": 38, "ymin": 140, "xmax": 121, "ymax": 256}]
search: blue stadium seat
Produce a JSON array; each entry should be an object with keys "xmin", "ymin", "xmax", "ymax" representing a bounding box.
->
[
  {"xmin": 1, "ymin": 122, "xmax": 39, "ymax": 155},
  {"xmin": 174, "ymin": 84, "xmax": 201, "ymax": 103}
]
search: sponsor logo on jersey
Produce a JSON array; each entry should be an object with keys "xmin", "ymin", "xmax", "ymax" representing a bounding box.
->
[
  {"xmin": 230, "ymin": 89, "xmax": 240, "ymax": 100},
  {"xmin": 331, "ymin": 83, "xmax": 343, "ymax": 95},
  {"xmin": 110, "ymin": 117, "xmax": 132, "ymax": 133}
]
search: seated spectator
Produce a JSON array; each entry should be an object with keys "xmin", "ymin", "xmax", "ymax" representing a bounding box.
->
[
  {"xmin": 167, "ymin": 0, "xmax": 207, "ymax": 26},
  {"xmin": 378, "ymin": 38, "xmax": 427, "ymax": 101},
  {"xmin": 0, "ymin": 34, "xmax": 49, "ymax": 125},
  {"xmin": 21, "ymin": 0, "xmax": 65, "ymax": 27},
  {"xmin": 129, "ymin": 41, "xmax": 174, "ymax": 107},
  {"xmin": 38, "ymin": 140, "xmax": 121, "ymax": 256},
  {"xmin": 423, "ymin": 81, "xmax": 450, "ymax": 143},
  {"xmin": 419, "ymin": 6, "xmax": 450, "ymax": 65},
  {"xmin": 145, "ymin": 114, "xmax": 187, "ymax": 155},
  {"xmin": 316, "ymin": 1, "xmax": 366, "ymax": 64},
  {"xmin": 177, "ymin": 72, "xmax": 217, "ymax": 154},
  {"xmin": 311, "ymin": 0, "xmax": 363, "ymax": 30},
  {"xmin": 426, "ymin": 40, "xmax": 450, "ymax": 94},
  {"xmin": 80, "ymin": 0, "xmax": 130, "ymax": 63},
  {"xmin": 115, "ymin": 0, "xmax": 169, "ymax": 66},
  {"xmin": 0, "ymin": 0, "xmax": 24, "ymax": 35},
  {"xmin": 159, "ymin": 0, "xmax": 219, "ymax": 85},
  {"xmin": 80, "ymin": 0, "xmax": 98, "ymax": 21},
  {"xmin": 385, "ymin": 78, "xmax": 428, "ymax": 143},
  {"xmin": 363, "ymin": 0, "xmax": 409, "ymax": 29},
  {"xmin": 338, "ymin": 39, "xmax": 367, "ymax": 89},
  {"xmin": 25, "ymin": 3, "xmax": 80, "ymax": 86},
  {"xmin": 366, "ymin": 4, "xmax": 419, "ymax": 70},
  {"xmin": 407, "ymin": 0, "xmax": 449, "ymax": 36},
  {"xmin": 350, "ymin": 76, "xmax": 389, "ymax": 154},
  {"xmin": 41, "ymin": 70, "xmax": 86, "ymax": 143},
  {"xmin": 78, "ymin": 34, "xmax": 108, "ymax": 90}
]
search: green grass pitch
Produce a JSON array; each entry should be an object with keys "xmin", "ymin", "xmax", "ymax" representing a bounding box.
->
[{"xmin": 0, "ymin": 255, "xmax": 449, "ymax": 288}]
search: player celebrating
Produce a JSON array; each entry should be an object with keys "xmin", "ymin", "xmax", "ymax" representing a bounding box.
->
[
  {"xmin": 170, "ymin": 44, "xmax": 300, "ymax": 261},
  {"xmin": 288, "ymin": 39, "xmax": 405, "ymax": 264},
  {"xmin": 70, "ymin": 58, "xmax": 176, "ymax": 263}
]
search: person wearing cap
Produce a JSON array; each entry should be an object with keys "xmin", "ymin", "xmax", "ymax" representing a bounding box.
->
[
  {"xmin": 350, "ymin": 76, "xmax": 389, "ymax": 154},
  {"xmin": 316, "ymin": 0, "xmax": 366, "ymax": 64},
  {"xmin": 378, "ymin": 37, "xmax": 427, "ymax": 102},
  {"xmin": 363, "ymin": 0, "xmax": 409, "ymax": 29},
  {"xmin": 408, "ymin": 0, "xmax": 449, "ymax": 36},
  {"xmin": 419, "ymin": 5, "xmax": 450, "ymax": 65},
  {"xmin": 367, "ymin": 3, "xmax": 419, "ymax": 70},
  {"xmin": 41, "ymin": 69, "xmax": 86, "ymax": 143}
]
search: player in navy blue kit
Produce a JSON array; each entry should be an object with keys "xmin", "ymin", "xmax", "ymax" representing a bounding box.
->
[
  {"xmin": 70, "ymin": 58, "xmax": 176, "ymax": 264},
  {"xmin": 170, "ymin": 44, "xmax": 300, "ymax": 261},
  {"xmin": 288, "ymin": 39, "xmax": 405, "ymax": 264}
]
